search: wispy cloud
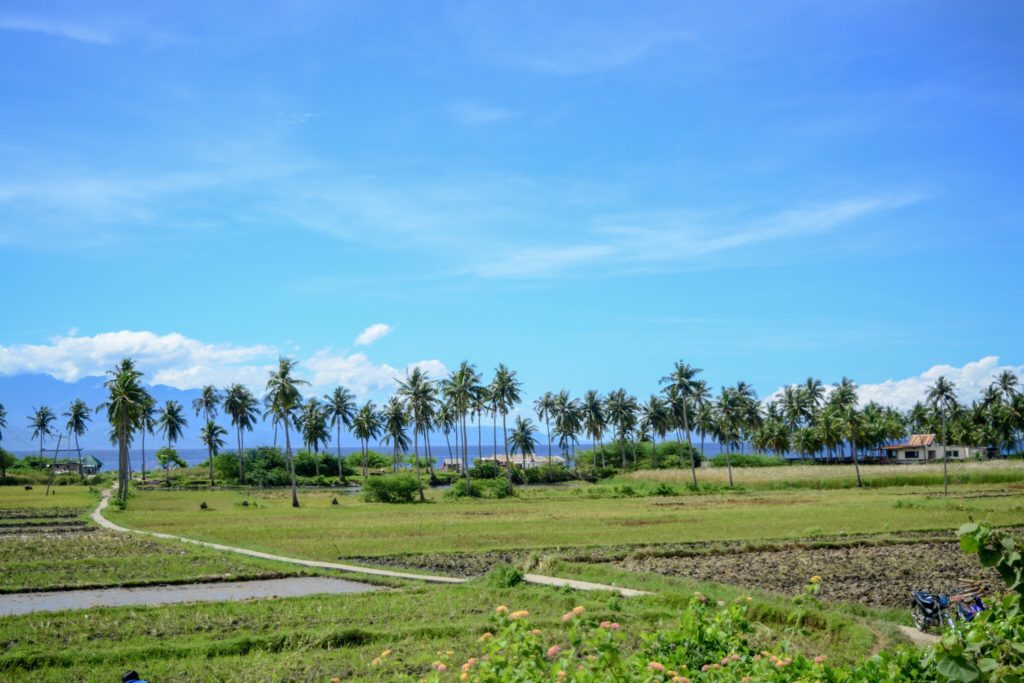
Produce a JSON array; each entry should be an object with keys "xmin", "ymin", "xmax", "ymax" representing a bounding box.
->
[
  {"xmin": 449, "ymin": 101, "xmax": 518, "ymax": 125},
  {"xmin": 472, "ymin": 194, "xmax": 924, "ymax": 279},
  {"xmin": 355, "ymin": 323, "xmax": 392, "ymax": 346},
  {"xmin": 0, "ymin": 15, "xmax": 112, "ymax": 45}
]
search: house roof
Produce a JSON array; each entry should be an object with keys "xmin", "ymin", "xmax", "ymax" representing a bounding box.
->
[
  {"xmin": 82, "ymin": 455, "xmax": 103, "ymax": 468},
  {"xmin": 881, "ymin": 434, "xmax": 936, "ymax": 450}
]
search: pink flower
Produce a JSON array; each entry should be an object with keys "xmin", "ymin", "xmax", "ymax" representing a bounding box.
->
[
  {"xmin": 478, "ymin": 632, "xmax": 493, "ymax": 641},
  {"xmin": 495, "ymin": 605, "xmax": 509, "ymax": 614},
  {"xmin": 529, "ymin": 629, "xmax": 542, "ymax": 635},
  {"xmin": 572, "ymin": 606, "xmax": 585, "ymax": 615},
  {"xmin": 432, "ymin": 661, "xmax": 447, "ymax": 672},
  {"xmin": 814, "ymin": 655, "xmax": 827, "ymax": 664},
  {"xmin": 647, "ymin": 661, "xmax": 666, "ymax": 672},
  {"xmin": 562, "ymin": 612, "xmax": 574, "ymax": 622},
  {"xmin": 509, "ymin": 610, "xmax": 529, "ymax": 620},
  {"xmin": 547, "ymin": 645, "xmax": 562, "ymax": 659}
]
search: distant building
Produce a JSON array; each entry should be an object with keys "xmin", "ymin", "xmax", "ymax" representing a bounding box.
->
[
  {"xmin": 476, "ymin": 454, "xmax": 565, "ymax": 469},
  {"xmin": 440, "ymin": 458, "xmax": 462, "ymax": 472},
  {"xmin": 879, "ymin": 434, "xmax": 985, "ymax": 463},
  {"xmin": 48, "ymin": 455, "xmax": 103, "ymax": 476}
]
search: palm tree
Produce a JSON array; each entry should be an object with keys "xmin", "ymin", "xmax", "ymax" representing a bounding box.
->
[
  {"xmin": 603, "ymin": 389, "xmax": 638, "ymax": 469},
  {"xmin": 265, "ymin": 357, "xmax": 309, "ymax": 507},
  {"xmin": 927, "ymin": 375, "xmax": 959, "ymax": 495},
  {"xmin": 324, "ymin": 386, "xmax": 356, "ymax": 480},
  {"xmin": 101, "ymin": 361, "xmax": 152, "ymax": 501},
  {"xmin": 714, "ymin": 388, "xmax": 739, "ymax": 487},
  {"xmin": 28, "ymin": 406, "xmax": 57, "ymax": 459},
  {"xmin": 441, "ymin": 362, "xmax": 480, "ymax": 491},
  {"xmin": 840, "ymin": 406, "xmax": 865, "ymax": 488},
  {"xmin": 639, "ymin": 395, "xmax": 670, "ymax": 468},
  {"xmin": 63, "ymin": 399, "xmax": 92, "ymax": 481},
  {"xmin": 552, "ymin": 390, "xmax": 581, "ymax": 468},
  {"xmin": 157, "ymin": 400, "xmax": 188, "ymax": 451},
  {"xmin": 661, "ymin": 362, "xmax": 702, "ymax": 484},
  {"xmin": 192, "ymin": 386, "xmax": 222, "ymax": 487},
  {"xmin": 296, "ymin": 398, "xmax": 330, "ymax": 477},
  {"xmin": 659, "ymin": 360, "xmax": 700, "ymax": 462},
  {"xmin": 489, "ymin": 364, "xmax": 522, "ymax": 480},
  {"xmin": 0, "ymin": 402, "xmax": 6, "ymax": 456},
  {"xmin": 580, "ymin": 390, "xmax": 607, "ymax": 467},
  {"xmin": 534, "ymin": 392, "xmax": 556, "ymax": 458},
  {"xmin": 380, "ymin": 396, "xmax": 411, "ymax": 472},
  {"xmin": 351, "ymin": 401, "xmax": 382, "ymax": 477},
  {"xmin": 436, "ymin": 400, "xmax": 457, "ymax": 461},
  {"xmin": 508, "ymin": 416, "xmax": 538, "ymax": 464},
  {"xmin": 222, "ymin": 384, "xmax": 259, "ymax": 484},
  {"xmin": 397, "ymin": 368, "xmax": 436, "ymax": 499},
  {"xmin": 200, "ymin": 419, "xmax": 227, "ymax": 463}
]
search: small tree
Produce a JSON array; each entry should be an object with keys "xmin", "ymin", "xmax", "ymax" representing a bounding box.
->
[
  {"xmin": 0, "ymin": 448, "xmax": 15, "ymax": 478},
  {"xmin": 156, "ymin": 446, "xmax": 187, "ymax": 487}
]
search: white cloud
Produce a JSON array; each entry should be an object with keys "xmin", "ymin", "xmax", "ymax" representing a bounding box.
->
[
  {"xmin": 0, "ymin": 329, "xmax": 445, "ymax": 399},
  {"xmin": 769, "ymin": 356, "xmax": 1024, "ymax": 411},
  {"xmin": 304, "ymin": 350, "xmax": 447, "ymax": 398},
  {"xmin": 0, "ymin": 15, "xmax": 112, "ymax": 44},
  {"xmin": 355, "ymin": 323, "xmax": 392, "ymax": 346},
  {"xmin": 0, "ymin": 331, "xmax": 275, "ymax": 386},
  {"xmin": 449, "ymin": 102, "xmax": 517, "ymax": 125},
  {"xmin": 857, "ymin": 356, "xmax": 1024, "ymax": 410}
]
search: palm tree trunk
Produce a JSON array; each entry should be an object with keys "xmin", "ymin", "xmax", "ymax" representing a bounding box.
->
[
  {"xmin": 852, "ymin": 437, "xmax": 863, "ymax": 487},
  {"xmin": 546, "ymin": 417, "xmax": 552, "ymax": 457},
  {"xmin": 462, "ymin": 415, "xmax": 471, "ymax": 493},
  {"xmin": 238, "ymin": 427, "xmax": 246, "ymax": 485},
  {"xmin": 284, "ymin": 417, "xmax": 299, "ymax": 507},
  {"xmin": 76, "ymin": 433, "xmax": 84, "ymax": 483},
  {"xmin": 337, "ymin": 423, "xmax": 343, "ymax": 481},
  {"xmin": 140, "ymin": 429, "xmax": 146, "ymax": 482},
  {"xmin": 942, "ymin": 416, "xmax": 948, "ymax": 495},
  {"xmin": 414, "ymin": 428, "xmax": 425, "ymax": 502},
  {"xmin": 619, "ymin": 430, "xmax": 626, "ymax": 469}
]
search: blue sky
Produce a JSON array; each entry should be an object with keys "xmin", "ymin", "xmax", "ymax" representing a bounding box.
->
[{"xmin": 1, "ymin": 1, "xmax": 1022, "ymax": 413}]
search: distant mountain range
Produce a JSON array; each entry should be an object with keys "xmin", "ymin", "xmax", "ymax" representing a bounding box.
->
[
  {"xmin": 0, "ymin": 373, "xmax": 511, "ymax": 453},
  {"xmin": 0, "ymin": 373, "xmax": 234, "ymax": 450}
]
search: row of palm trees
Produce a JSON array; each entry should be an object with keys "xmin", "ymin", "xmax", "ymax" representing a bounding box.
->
[{"xmin": 2, "ymin": 358, "xmax": 1022, "ymax": 504}]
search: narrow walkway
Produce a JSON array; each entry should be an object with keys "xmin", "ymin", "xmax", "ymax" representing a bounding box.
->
[
  {"xmin": 897, "ymin": 625, "xmax": 940, "ymax": 647},
  {"xmin": 0, "ymin": 576, "xmax": 376, "ymax": 617},
  {"xmin": 93, "ymin": 491, "xmax": 648, "ymax": 596}
]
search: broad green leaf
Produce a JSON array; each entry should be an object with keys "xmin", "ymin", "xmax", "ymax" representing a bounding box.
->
[{"xmin": 936, "ymin": 655, "xmax": 980, "ymax": 682}]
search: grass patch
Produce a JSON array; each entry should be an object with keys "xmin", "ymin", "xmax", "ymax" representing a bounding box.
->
[{"xmin": 116, "ymin": 481, "xmax": 1024, "ymax": 559}]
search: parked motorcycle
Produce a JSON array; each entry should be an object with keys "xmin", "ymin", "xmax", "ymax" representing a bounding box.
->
[{"xmin": 911, "ymin": 588, "xmax": 986, "ymax": 633}]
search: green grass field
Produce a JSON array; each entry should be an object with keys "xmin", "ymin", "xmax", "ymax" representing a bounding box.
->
[
  {"xmin": 0, "ymin": 563, "xmax": 909, "ymax": 682},
  {"xmin": 2, "ymin": 464, "xmax": 1023, "ymax": 681},
  {"xmin": 115, "ymin": 481, "xmax": 1024, "ymax": 559}
]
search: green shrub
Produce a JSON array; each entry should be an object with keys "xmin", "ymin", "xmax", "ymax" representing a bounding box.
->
[
  {"xmin": 486, "ymin": 564, "xmax": 524, "ymax": 588},
  {"xmin": 521, "ymin": 464, "xmax": 574, "ymax": 484},
  {"xmin": 709, "ymin": 453, "xmax": 787, "ymax": 468},
  {"xmin": 446, "ymin": 478, "xmax": 514, "ymax": 499},
  {"xmin": 362, "ymin": 474, "xmax": 421, "ymax": 503},
  {"xmin": 469, "ymin": 460, "xmax": 501, "ymax": 480}
]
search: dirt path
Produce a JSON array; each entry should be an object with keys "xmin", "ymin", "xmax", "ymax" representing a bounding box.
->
[
  {"xmin": 0, "ymin": 576, "xmax": 377, "ymax": 617},
  {"xmin": 93, "ymin": 490, "xmax": 647, "ymax": 596},
  {"xmin": 897, "ymin": 625, "xmax": 940, "ymax": 647}
]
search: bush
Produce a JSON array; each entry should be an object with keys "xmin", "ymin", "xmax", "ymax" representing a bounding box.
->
[
  {"xmin": 362, "ymin": 474, "xmax": 421, "ymax": 503},
  {"xmin": 486, "ymin": 564, "xmax": 524, "ymax": 588},
  {"xmin": 447, "ymin": 478, "xmax": 514, "ymax": 499},
  {"xmin": 709, "ymin": 453, "xmax": 787, "ymax": 468},
  {"xmin": 521, "ymin": 464, "xmax": 574, "ymax": 484},
  {"xmin": 415, "ymin": 595, "xmax": 930, "ymax": 682},
  {"xmin": 429, "ymin": 470, "xmax": 459, "ymax": 486},
  {"xmin": 469, "ymin": 461, "xmax": 501, "ymax": 480}
]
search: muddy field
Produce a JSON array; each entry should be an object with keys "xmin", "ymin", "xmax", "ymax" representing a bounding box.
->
[{"xmin": 612, "ymin": 541, "xmax": 1001, "ymax": 609}]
